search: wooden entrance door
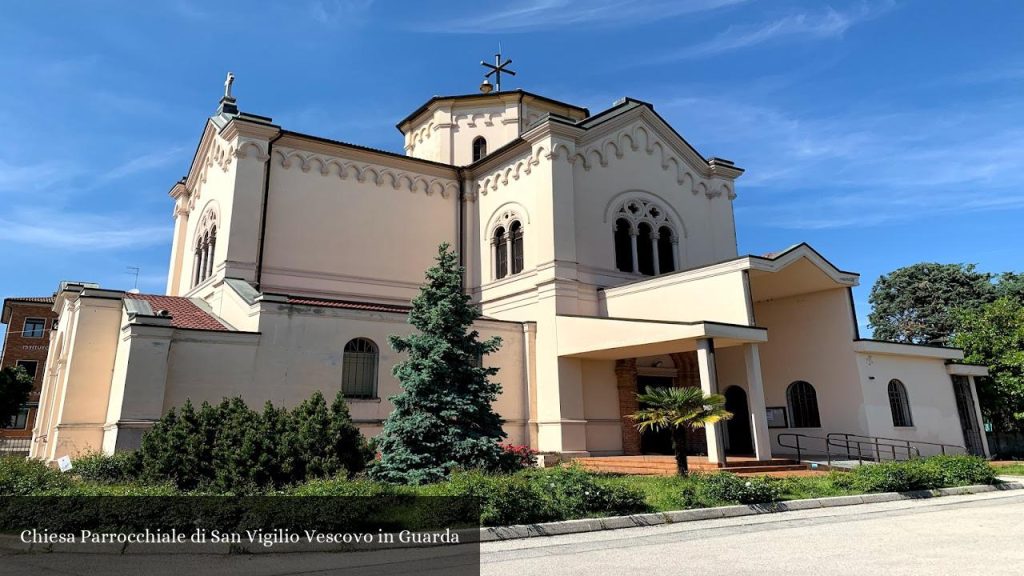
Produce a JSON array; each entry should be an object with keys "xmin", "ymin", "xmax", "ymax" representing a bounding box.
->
[{"xmin": 724, "ymin": 385, "xmax": 753, "ymax": 455}]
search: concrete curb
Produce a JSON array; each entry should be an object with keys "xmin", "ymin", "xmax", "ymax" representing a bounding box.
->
[{"xmin": 479, "ymin": 481, "xmax": 1024, "ymax": 542}]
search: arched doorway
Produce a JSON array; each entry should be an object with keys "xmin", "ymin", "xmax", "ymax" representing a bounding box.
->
[
  {"xmin": 724, "ymin": 385, "xmax": 753, "ymax": 455},
  {"xmin": 638, "ymin": 375, "xmax": 674, "ymax": 455}
]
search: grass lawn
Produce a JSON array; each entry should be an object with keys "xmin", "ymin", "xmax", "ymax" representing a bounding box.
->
[{"xmin": 994, "ymin": 463, "xmax": 1024, "ymax": 477}]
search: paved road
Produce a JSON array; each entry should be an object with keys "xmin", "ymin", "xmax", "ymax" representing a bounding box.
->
[{"xmin": 481, "ymin": 491, "xmax": 1024, "ymax": 576}]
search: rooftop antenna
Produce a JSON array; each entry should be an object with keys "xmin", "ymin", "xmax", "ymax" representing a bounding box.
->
[
  {"xmin": 126, "ymin": 266, "xmax": 140, "ymax": 293},
  {"xmin": 480, "ymin": 47, "xmax": 515, "ymax": 93}
]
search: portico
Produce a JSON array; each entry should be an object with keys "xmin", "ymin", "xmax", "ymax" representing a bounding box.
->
[{"xmin": 554, "ymin": 314, "xmax": 773, "ymax": 464}]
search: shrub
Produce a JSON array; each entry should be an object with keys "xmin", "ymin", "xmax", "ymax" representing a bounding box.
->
[
  {"xmin": 73, "ymin": 451, "xmax": 141, "ymax": 485},
  {"xmin": 138, "ymin": 391, "xmax": 370, "ymax": 491},
  {"xmin": 496, "ymin": 444, "xmax": 537, "ymax": 473},
  {"xmin": 0, "ymin": 456, "xmax": 71, "ymax": 496},
  {"xmin": 697, "ymin": 472, "xmax": 782, "ymax": 505},
  {"xmin": 437, "ymin": 466, "xmax": 646, "ymax": 527},
  {"xmin": 846, "ymin": 455, "xmax": 996, "ymax": 493},
  {"xmin": 922, "ymin": 455, "xmax": 996, "ymax": 486}
]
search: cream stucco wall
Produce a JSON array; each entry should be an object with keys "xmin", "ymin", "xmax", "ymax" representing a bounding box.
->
[
  {"xmin": 258, "ymin": 142, "xmax": 459, "ymax": 304},
  {"xmin": 753, "ymin": 288, "xmax": 867, "ymax": 453},
  {"xmin": 601, "ymin": 268, "xmax": 752, "ymax": 326},
  {"xmin": 856, "ymin": 353, "xmax": 968, "ymax": 455},
  {"xmin": 32, "ymin": 292, "xmax": 123, "ymax": 462}
]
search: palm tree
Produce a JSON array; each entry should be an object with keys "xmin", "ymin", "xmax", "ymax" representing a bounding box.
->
[{"xmin": 630, "ymin": 386, "xmax": 732, "ymax": 476}]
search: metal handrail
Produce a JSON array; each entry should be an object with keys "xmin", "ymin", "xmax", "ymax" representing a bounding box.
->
[
  {"xmin": 778, "ymin": 432, "xmax": 964, "ymax": 467},
  {"xmin": 777, "ymin": 433, "xmax": 833, "ymax": 467},
  {"xmin": 826, "ymin": 432, "xmax": 964, "ymax": 457}
]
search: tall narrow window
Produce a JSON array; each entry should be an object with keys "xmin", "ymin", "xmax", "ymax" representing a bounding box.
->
[
  {"xmin": 510, "ymin": 221, "xmax": 524, "ymax": 274},
  {"xmin": 637, "ymin": 223, "xmax": 655, "ymax": 276},
  {"xmin": 206, "ymin": 227, "xmax": 217, "ymax": 279},
  {"xmin": 342, "ymin": 338, "xmax": 379, "ymax": 399},
  {"xmin": 658, "ymin": 226, "xmax": 675, "ymax": 273},
  {"xmin": 193, "ymin": 246, "xmax": 202, "ymax": 286},
  {"xmin": 787, "ymin": 380, "xmax": 821, "ymax": 428},
  {"xmin": 614, "ymin": 218, "xmax": 633, "ymax": 272},
  {"xmin": 888, "ymin": 379, "xmax": 913, "ymax": 427},
  {"xmin": 494, "ymin": 226, "xmax": 508, "ymax": 279},
  {"xmin": 472, "ymin": 137, "xmax": 488, "ymax": 162}
]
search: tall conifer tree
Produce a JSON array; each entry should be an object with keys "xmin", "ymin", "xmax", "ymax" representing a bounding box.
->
[{"xmin": 371, "ymin": 244, "xmax": 505, "ymax": 484}]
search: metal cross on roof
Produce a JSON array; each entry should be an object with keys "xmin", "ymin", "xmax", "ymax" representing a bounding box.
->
[{"xmin": 481, "ymin": 51, "xmax": 515, "ymax": 92}]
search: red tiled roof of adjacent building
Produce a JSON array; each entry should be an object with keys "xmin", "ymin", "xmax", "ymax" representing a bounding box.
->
[
  {"xmin": 126, "ymin": 294, "xmax": 231, "ymax": 331},
  {"xmin": 286, "ymin": 296, "xmax": 410, "ymax": 314},
  {"xmin": 4, "ymin": 296, "xmax": 56, "ymax": 304}
]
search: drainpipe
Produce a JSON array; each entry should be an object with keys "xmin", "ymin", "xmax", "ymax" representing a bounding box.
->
[
  {"xmin": 457, "ymin": 167, "xmax": 466, "ymax": 289},
  {"xmin": 255, "ymin": 132, "xmax": 284, "ymax": 290}
]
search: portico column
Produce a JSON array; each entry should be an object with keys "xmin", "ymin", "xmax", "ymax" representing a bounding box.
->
[
  {"xmin": 967, "ymin": 376, "xmax": 991, "ymax": 458},
  {"xmin": 743, "ymin": 343, "xmax": 772, "ymax": 461},
  {"xmin": 696, "ymin": 338, "xmax": 726, "ymax": 465}
]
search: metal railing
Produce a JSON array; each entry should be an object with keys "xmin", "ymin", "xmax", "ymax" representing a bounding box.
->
[
  {"xmin": 0, "ymin": 437, "xmax": 32, "ymax": 456},
  {"xmin": 827, "ymin": 433, "xmax": 963, "ymax": 463},
  {"xmin": 777, "ymin": 432, "xmax": 965, "ymax": 468}
]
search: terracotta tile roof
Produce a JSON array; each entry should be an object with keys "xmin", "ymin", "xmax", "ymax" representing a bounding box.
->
[
  {"xmin": 126, "ymin": 294, "xmax": 231, "ymax": 331},
  {"xmin": 286, "ymin": 296, "xmax": 410, "ymax": 314},
  {"xmin": 5, "ymin": 296, "xmax": 55, "ymax": 304}
]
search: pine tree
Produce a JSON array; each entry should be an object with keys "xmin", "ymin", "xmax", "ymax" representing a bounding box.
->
[{"xmin": 371, "ymin": 243, "xmax": 506, "ymax": 484}]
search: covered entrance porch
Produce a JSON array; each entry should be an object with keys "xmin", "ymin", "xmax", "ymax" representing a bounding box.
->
[{"xmin": 556, "ymin": 315, "xmax": 773, "ymax": 465}]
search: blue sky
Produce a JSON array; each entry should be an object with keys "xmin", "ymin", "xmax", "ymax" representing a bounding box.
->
[{"xmin": 1, "ymin": 0, "xmax": 1022, "ymax": 338}]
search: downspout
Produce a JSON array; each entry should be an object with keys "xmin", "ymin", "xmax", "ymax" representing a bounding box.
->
[
  {"xmin": 255, "ymin": 132, "xmax": 284, "ymax": 290},
  {"xmin": 457, "ymin": 167, "xmax": 465, "ymax": 288}
]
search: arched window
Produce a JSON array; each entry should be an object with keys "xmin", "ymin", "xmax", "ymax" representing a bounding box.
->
[
  {"xmin": 510, "ymin": 221, "xmax": 524, "ymax": 274},
  {"xmin": 192, "ymin": 207, "xmax": 219, "ymax": 288},
  {"xmin": 614, "ymin": 218, "xmax": 633, "ymax": 272},
  {"xmin": 888, "ymin": 379, "xmax": 913, "ymax": 427},
  {"xmin": 610, "ymin": 198, "xmax": 679, "ymax": 276},
  {"xmin": 206, "ymin": 227, "xmax": 217, "ymax": 279},
  {"xmin": 472, "ymin": 137, "xmax": 488, "ymax": 162},
  {"xmin": 637, "ymin": 223, "xmax": 655, "ymax": 275},
  {"xmin": 342, "ymin": 338, "xmax": 378, "ymax": 399},
  {"xmin": 658, "ymin": 226, "xmax": 675, "ymax": 273},
  {"xmin": 787, "ymin": 381, "xmax": 821, "ymax": 428},
  {"xmin": 494, "ymin": 226, "xmax": 508, "ymax": 279}
]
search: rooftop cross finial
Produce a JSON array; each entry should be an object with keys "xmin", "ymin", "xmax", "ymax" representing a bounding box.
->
[
  {"xmin": 223, "ymin": 71, "xmax": 235, "ymax": 100},
  {"xmin": 480, "ymin": 50, "xmax": 515, "ymax": 93}
]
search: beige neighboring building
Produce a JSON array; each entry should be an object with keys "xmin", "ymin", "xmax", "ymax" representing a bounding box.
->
[{"xmin": 31, "ymin": 82, "xmax": 990, "ymax": 465}]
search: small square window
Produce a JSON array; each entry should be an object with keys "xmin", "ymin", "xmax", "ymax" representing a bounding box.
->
[
  {"xmin": 16, "ymin": 360, "xmax": 38, "ymax": 379},
  {"xmin": 22, "ymin": 318, "xmax": 45, "ymax": 338}
]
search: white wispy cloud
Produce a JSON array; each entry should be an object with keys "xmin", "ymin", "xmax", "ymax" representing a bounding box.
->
[
  {"xmin": 664, "ymin": 1, "xmax": 894, "ymax": 60},
  {"xmin": 308, "ymin": 0, "xmax": 375, "ymax": 26},
  {"xmin": 93, "ymin": 147, "xmax": 188, "ymax": 185},
  {"xmin": 423, "ymin": 0, "xmax": 747, "ymax": 33},
  {"xmin": 657, "ymin": 93, "xmax": 1024, "ymax": 230},
  {"xmin": 0, "ymin": 210, "xmax": 171, "ymax": 251}
]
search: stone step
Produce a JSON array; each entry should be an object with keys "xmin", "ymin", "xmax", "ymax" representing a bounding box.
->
[{"xmin": 573, "ymin": 456, "xmax": 808, "ymax": 476}]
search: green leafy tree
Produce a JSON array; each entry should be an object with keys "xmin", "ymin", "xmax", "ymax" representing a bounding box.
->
[
  {"xmin": 371, "ymin": 243, "xmax": 506, "ymax": 484},
  {"xmin": 952, "ymin": 297, "xmax": 1024, "ymax": 431},
  {"xmin": 995, "ymin": 272, "xmax": 1024, "ymax": 304},
  {"xmin": 630, "ymin": 386, "xmax": 732, "ymax": 476},
  {"xmin": 0, "ymin": 366, "xmax": 32, "ymax": 427},
  {"xmin": 868, "ymin": 263, "xmax": 994, "ymax": 344}
]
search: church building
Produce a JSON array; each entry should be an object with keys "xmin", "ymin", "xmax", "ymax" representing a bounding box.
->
[{"xmin": 30, "ymin": 74, "xmax": 991, "ymax": 466}]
